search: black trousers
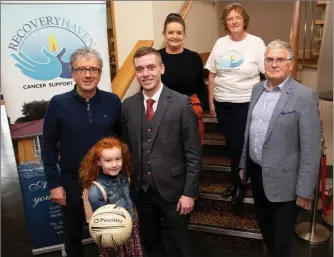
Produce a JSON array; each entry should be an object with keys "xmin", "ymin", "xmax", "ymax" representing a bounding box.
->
[
  {"xmin": 249, "ymin": 162, "xmax": 298, "ymax": 257},
  {"xmin": 61, "ymin": 174, "xmax": 85, "ymax": 257},
  {"xmin": 214, "ymin": 101, "xmax": 249, "ymax": 184},
  {"xmin": 136, "ymin": 188, "xmax": 192, "ymax": 257}
]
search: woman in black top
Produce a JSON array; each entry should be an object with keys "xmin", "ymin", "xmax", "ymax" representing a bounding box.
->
[{"xmin": 159, "ymin": 13, "xmax": 205, "ymax": 142}]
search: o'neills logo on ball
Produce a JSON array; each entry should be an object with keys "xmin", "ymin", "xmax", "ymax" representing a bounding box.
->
[{"xmin": 93, "ymin": 217, "xmax": 123, "ymax": 224}]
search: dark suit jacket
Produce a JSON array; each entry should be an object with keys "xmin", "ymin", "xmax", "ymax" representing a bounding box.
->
[{"xmin": 122, "ymin": 86, "xmax": 202, "ymax": 202}]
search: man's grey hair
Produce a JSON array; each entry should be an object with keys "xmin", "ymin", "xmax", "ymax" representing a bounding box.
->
[
  {"xmin": 265, "ymin": 39, "xmax": 294, "ymax": 60},
  {"xmin": 69, "ymin": 47, "xmax": 103, "ymax": 70}
]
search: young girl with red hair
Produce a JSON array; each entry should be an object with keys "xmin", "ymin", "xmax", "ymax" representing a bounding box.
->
[{"xmin": 79, "ymin": 137, "xmax": 142, "ymax": 257}]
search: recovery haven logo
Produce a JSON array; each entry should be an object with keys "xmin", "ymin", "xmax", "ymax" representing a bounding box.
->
[
  {"xmin": 8, "ymin": 16, "xmax": 95, "ymax": 82},
  {"xmin": 216, "ymin": 49, "xmax": 244, "ymax": 71}
]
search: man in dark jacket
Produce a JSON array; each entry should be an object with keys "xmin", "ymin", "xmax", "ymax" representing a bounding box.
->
[
  {"xmin": 122, "ymin": 47, "xmax": 202, "ymax": 257},
  {"xmin": 42, "ymin": 47, "xmax": 121, "ymax": 257}
]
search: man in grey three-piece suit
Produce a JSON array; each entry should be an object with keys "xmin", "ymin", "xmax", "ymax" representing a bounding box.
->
[
  {"xmin": 121, "ymin": 47, "xmax": 201, "ymax": 257},
  {"xmin": 239, "ymin": 40, "xmax": 321, "ymax": 257}
]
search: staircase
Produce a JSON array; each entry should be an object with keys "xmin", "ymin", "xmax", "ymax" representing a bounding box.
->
[
  {"xmin": 298, "ymin": 0, "xmax": 329, "ymax": 70},
  {"xmin": 188, "ymin": 111, "xmax": 265, "ymax": 254},
  {"xmin": 109, "ymin": 1, "xmax": 331, "ymax": 254},
  {"xmin": 187, "ymin": 1, "xmax": 332, "ymax": 254}
]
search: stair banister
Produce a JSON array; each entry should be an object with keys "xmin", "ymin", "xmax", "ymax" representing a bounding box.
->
[
  {"xmin": 111, "ymin": 1, "xmax": 194, "ymax": 100},
  {"xmin": 289, "ymin": 1, "xmax": 301, "ymax": 79}
]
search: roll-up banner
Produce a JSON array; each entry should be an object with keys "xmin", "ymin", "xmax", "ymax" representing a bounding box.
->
[{"xmin": 1, "ymin": 1, "xmax": 111, "ymax": 254}]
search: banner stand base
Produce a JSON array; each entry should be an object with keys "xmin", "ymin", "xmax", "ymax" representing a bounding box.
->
[
  {"xmin": 32, "ymin": 238, "xmax": 94, "ymax": 255},
  {"xmin": 295, "ymin": 222, "xmax": 330, "ymax": 244}
]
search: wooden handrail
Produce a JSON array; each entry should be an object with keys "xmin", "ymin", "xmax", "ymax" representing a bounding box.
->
[
  {"xmin": 289, "ymin": 1, "xmax": 301, "ymax": 79},
  {"xmin": 180, "ymin": 1, "xmax": 194, "ymax": 18},
  {"xmin": 112, "ymin": 40, "xmax": 154, "ymax": 99},
  {"xmin": 199, "ymin": 52, "xmax": 210, "ymax": 66},
  {"xmin": 111, "ymin": 1, "xmax": 193, "ymax": 99}
]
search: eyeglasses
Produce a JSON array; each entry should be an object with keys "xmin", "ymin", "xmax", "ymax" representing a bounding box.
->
[
  {"xmin": 73, "ymin": 67, "xmax": 101, "ymax": 75},
  {"xmin": 264, "ymin": 58, "xmax": 292, "ymax": 64}
]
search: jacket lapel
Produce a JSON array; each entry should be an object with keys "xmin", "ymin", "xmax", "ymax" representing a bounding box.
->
[
  {"xmin": 264, "ymin": 79, "xmax": 294, "ymax": 143},
  {"xmin": 135, "ymin": 93, "xmax": 143, "ymax": 156},
  {"xmin": 150, "ymin": 86, "xmax": 171, "ymax": 147}
]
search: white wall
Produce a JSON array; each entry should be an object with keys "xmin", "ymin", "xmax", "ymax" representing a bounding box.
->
[
  {"xmin": 297, "ymin": 68, "xmax": 333, "ymax": 165},
  {"xmin": 114, "ymin": 1, "xmax": 185, "ymax": 101},
  {"xmin": 123, "ymin": 79, "xmax": 141, "ymax": 99},
  {"xmin": 184, "ymin": 1, "xmax": 220, "ymax": 53},
  {"xmin": 153, "ymin": 1, "xmax": 220, "ymax": 53},
  {"xmin": 113, "ymin": 1, "xmax": 219, "ymax": 64},
  {"xmin": 297, "ymin": 69, "xmax": 318, "ymax": 91},
  {"xmin": 218, "ymin": 1, "xmax": 293, "ymax": 44},
  {"xmin": 217, "ymin": 1, "xmax": 323, "ymax": 58},
  {"xmin": 152, "ymin": 1, "xmax": 184, "ymax": 48},
  {"xmin": 113, "ymin": 1, "xmax": 154, "ymax": 66}
]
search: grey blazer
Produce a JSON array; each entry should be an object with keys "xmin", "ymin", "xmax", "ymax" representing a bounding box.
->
[
  {"xmin": 122, "ymin": 86, "xmax": 202, "ymax": 202},
  {"xmin": 240, "ymin": 78, "xmax": 321, "ymax": 202}
]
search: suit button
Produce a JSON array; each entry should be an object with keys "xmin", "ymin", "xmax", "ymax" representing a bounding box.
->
[
  {"xmin": 137, "ymin": 176, "xmax": 141, "ymax": 180},
  {"xmin": 148, "ymin": 161, "xmax": 150, "ymax": 165}
]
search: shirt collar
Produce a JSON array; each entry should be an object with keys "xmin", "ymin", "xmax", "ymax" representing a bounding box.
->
[
  {"xmin": 264, "ymin": 76, "xmax": 290, "ymax": 92},
  {"xmin": 71, "ymin": 84, "xmax": 100, "ymax": 102},
  {"xmin": 143, "ymin": 83, "xmax": 163, "ymax": 103}
]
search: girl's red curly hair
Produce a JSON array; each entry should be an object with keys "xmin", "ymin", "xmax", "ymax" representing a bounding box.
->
[{"xmin": 79, "ymin": 137, "xmax": 132, "ymax": 189}]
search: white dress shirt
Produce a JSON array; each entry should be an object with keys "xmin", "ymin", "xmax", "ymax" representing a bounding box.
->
[
  {"xmin": 143, "ymin": 83, "xmax": 163, "ymax": 112},
  {"xmin": 249, "ymin": 78, "xmax": 289, "ymax": 165}
]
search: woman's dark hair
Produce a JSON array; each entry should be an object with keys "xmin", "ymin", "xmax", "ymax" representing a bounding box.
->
[{"xmin": 163, "ymin": 13, "xmax": 186, "ymax": 33}]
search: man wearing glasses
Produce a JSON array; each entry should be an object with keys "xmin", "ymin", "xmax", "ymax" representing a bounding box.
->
[
  {"xmin": 42, "ymin": 47, "xmax": 121, "ymax": 257},
  {"xmin": 239, "ymin": 40, "xmax": 321, "ymax": 257}
]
